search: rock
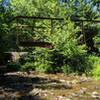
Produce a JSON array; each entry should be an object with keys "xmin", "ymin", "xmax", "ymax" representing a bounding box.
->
[
  {"xmin": 50, "ymin": 92, "xmax": 54, "ymax": 95},
  {"xmin": 65, "ymin": 98, "xmax": 72, "ymax": 100},
  {"xmin": 71, "ymin": 93, "xmax": 80, "ymax": 97},
  {"xmin": 80, "ymin": 77, "xmax": 88, "ymax": 83},
  {"xmin": 79, "ymin": 87, "xmax": 87, "ymax": 94},
  {"xmin": 9, "ymin": 94, "xmax": 17, "ymax": 100},
  {"xmin": 57, "ymin": 96, "xmax": 72, "ymax": 100},
  {"xmin": 43, "ymin": 93, "xmax": 48, "ymax": 97},
  {"xmin": 66, "ymin": 81, "xmax": 73, "ymax": 88},
  {"xmin": 59, "ymin": 79, "xmax": 66, "ymax": 83},
  {"xmin": 82, "ymin": 74, "xmax": 86, "ymax": 77},
  {"xmin": 0, "ymin": 90, "xmax": 3, "ymax": 94},
  {"xmin": 91, "ymin": 91, "xmax": 100, "ymax": 99},
  {"xmin": 0, "ymin": 94, "xmax": 5, "ymax": 100},
  {"xmin": 65, "ymin": 84, "xmax": 73, "ymax": 89},
  {"xmin": 66, "ymin": 98, "xmax": 72, "ymax": 100},
  {"xmin": 79, "ymin": 76, "xmax": 92, "ymax": 83},
  {"xmin": 29, "ymin": 88, "xmax": 41, "ymax": 96},
  {"xmin": 71, "ymin": 79, "xmax": 79, "ymax": 84},
  {"xmin": 18, "ymin": 95, "xmax": 38, "ymax": 100},
  {"xmin": 51, "ymin": 82, "xmax": 57, "ymax": 85},
  {"xmin": 95, "ymin": 86, "xmax": 100, "ymax": 90}
]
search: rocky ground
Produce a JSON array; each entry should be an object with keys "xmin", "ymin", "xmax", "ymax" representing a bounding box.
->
[{"xmin": 0, "ymin": 71, "xmax": 100, "ymax": 100}]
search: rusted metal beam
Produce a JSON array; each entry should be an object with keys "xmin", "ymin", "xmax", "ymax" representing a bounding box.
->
[
  {"xmin": 11, "ymin": 16, "xmax": 100, "ymax": 23},
  {"xmin": 15, "ymin": 16, "xmax": 63, "ymax": 20},
  {"xmin": 16, "ymin": 25, "xmax": 46, "ymax": 29},
  {"xmin": 19, "ymin": 41, "xmax": 54, "ymax": 49}
]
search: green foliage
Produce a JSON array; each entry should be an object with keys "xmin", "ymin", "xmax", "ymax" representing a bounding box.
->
[
  {"xmin": 21, "ymin": 62, "xmax": 35, "ymax": 71},
  {"xmin": 94, "ymin": 24, "xmax": 100, "ymax": 47},
  {"xmin": 0, "ymin": 0, "xmax": 17, "ymax": 53},
  {"xmin": 88, "ymin": 55, "xmax": 100, "ymax": 79},
  {"xmin": 31, "ymin": 48, "xmax": 54, "ymax": 73},
  {"xmin": 62, "ymin": 64, "xmax": 71, "ymax": 74},
  {"xmin": 7, "ymin": 62, "xmax": 21, "ymax": 71},
  {"xmin": 46, "ymin": 20, "xmax": 90, "ymax": 74},
  {"xmin": 62, "ymin": 0, "xmax": 99, "ymax": 20},
  {"xmin": 0, "ymin": 0, "xmax": 100, "ymax": 76},
  {"xmin": 21, "ymin": 20, "xmax": 90, "ymax": 74},
  {"xmin": 92, "ymin": 64, "xmax": 100, "ymax": 80},
  {"xmin": 10, "ymin": 0, "xmax": 67, "ymax": 17}
]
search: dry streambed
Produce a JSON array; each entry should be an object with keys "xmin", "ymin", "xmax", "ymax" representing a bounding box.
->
[{"xmin": 0, "ymin": 71, "xmax": 100, "ymax": 100}]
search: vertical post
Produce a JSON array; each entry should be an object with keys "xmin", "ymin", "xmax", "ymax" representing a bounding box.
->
[
  {"xmin": 81, "ymin": 21, "xmax": 86, "ymax": 44},
  {"xmin": 16, "ymin": 18, "xmax": 19, "ymax": 49},
  {"xmin": 32, "ymin": 19, "xmax": 35, "ymax": 35},
  {"xmin": 51, "ymin": 20, "xmax": 54, "ymax": 34}
]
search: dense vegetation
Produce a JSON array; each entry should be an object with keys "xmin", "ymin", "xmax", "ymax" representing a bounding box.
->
[{"xmin": 0, "ymin": 0, "xmax": 100, "ymax": 79}]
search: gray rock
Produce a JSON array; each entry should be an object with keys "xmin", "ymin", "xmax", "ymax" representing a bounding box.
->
[
  {"xmin": 95, "ymin": 86, "xmax": 100, "ymax": 90},
  {"xmin": 71, "ymin": 93, "xmax": 80, "ymax": 97},
  {"xmin": 91, "ymin": 91, "xmax": 100, "ymax": 99},
  {"xmin": 29, "ymin": 88, "xmax": 41, "ymax": 96},
  {"xmin": 0, "ymin": 95, "xmax": 5, "ymax": 100},
  {"xmin": 79, "ymin": 87, "xmax": 87, "ymax": 94},
  {"xmin": 57, "ymin": 96, "xmax": 72, "ymax": 100}
]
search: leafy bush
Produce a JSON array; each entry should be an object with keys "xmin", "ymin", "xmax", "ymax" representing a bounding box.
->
[
  {"xmin": 92, "ymin": 64, "xmax": 100, "ymax": 80},
  {"xmin": 31, "ymin": 48, "xmax": 54, "ymax": 73},
  {"xmin": 21, "ymin": 62, "xmax": 35, "ymax": 71},
  {"xmin": 88, "ymin": 55, "xmax": 100, "ymax": 79},
  {"xmin": 21, "ymin": 20, "xmax": 91, "ymax": 74},
  {"xmin": 62, "ymin": 64, "xmax": 71, "ymax": 74},
  {"xmin": 7, "ymin": 62, "xmax": 21, "ymax": 72}
]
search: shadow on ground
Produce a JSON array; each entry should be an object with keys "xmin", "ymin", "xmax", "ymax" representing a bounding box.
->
[{"xmin": 0, "ymin": 72, "xmax": 70, "ymax": 100}]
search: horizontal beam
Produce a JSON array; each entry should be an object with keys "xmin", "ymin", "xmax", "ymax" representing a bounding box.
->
[
  {"xmin": 12, "ymin": 16, "xmax": 100, "ymax": 23},
  {"xmin": 19, "ymin": 41, "xmax": 54, "ymax": 49},
  {"xmin": 17, "ymin": 25, "xmax": 46, "ymax": 28},
  {"xmin": 15, "ymin": 16, "xmax": 64, "ymax": 20}
]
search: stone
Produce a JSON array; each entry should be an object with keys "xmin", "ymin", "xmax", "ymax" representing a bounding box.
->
[
  {"xmin": 71, "ymin": 79, "xmax": 79, "ymax": 84},
  {"xmin": 57, "ymin": 96, "xmax": 72, "ymax": 100},
  {"xmin": 59, "ymin": 79, "xmax": 66, "ymax": 83},
  {"xmin": 0, "ymin": 94, "xmax": 5, "ymax": 100},
  {"xmin": 0, "ymin": 91, "xmax": 3, "ymax": 94},
  {"xmin": 91, "ymin": 91, "xmax": 100, "ymax": 99},
  {"xmin": 79, "ymin": 87, "xmax": 87, "ymax": 94},
  {"xmin": 95, "ymin": 86, "xmax": 100, "ymax": 90},
  {"xmin": 29, "ymin": 88, "xmax": 41, "ymax": 96},
  {"xmin": 71, "ymin": 93, "xmax": 79, "ymax": 97}
]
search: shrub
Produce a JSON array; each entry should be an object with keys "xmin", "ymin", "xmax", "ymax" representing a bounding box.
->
[
  {"xmin": 92, "ymin": 64, "xmax": 100, "ymax": 80},
  {"xmin": 20, "ymin": 20, "xmax": 91, "ymax": 74},
  {"xmin": 62, "ymin": 64, "xmax": 71, "ymax": 74},
  {"xmin": 21, "ymin": 62, "xmax": 35, "ymax": 71},
  {"xmin": 88, "ymin": 55, "xmax": 100, "ymax": 79},
  {"xmin": 7, "ymin": 62, "xmax": 21, "ymax": 72}
]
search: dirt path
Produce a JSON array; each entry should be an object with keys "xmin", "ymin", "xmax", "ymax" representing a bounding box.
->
[{"xmin": 0, "ymin": 71, "xmax": 100, "ymax": 100}]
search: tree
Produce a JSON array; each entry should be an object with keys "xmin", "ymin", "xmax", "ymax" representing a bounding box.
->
[{"xmin": 61, "ymin": 0, "xmax": 99, "ymax": 20}]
